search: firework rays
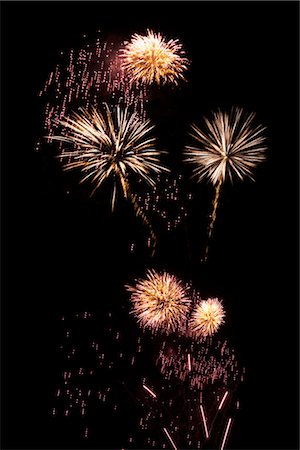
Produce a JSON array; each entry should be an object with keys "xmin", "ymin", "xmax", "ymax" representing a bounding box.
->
[
  {"xmin": 190, "ymin": 298, "xmax": 225, "ymax": 337},
  {"xmin": 48, "ymin": 103, "xmax": 169, "ymax": 210},
  {"xmin": 184, "ymin": 107, "xmax": 267, "ymax": 185},
  {"xmin": 126, "ymin": 270, "xmax": 191, "ymax": 333},
  {"xmin": 121, "ymin": 30, "xmax": 189, "ymax": 85},
  {"xmin": 184, "ymin": 107, "xmax": 267, "ymax": 261}
]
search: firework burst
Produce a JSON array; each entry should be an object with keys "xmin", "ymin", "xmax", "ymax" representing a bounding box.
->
[
  {"xmin": 126, "ymin": 270, "xmax": 191, "ymax": 333},
  {"xmin": 184, "ymin": 107, "xmax": 266, "ymax": 185},
  {"xmin": 189, "ymin": 298, "xmax": 225, "ymax": 337},
  {"xmin": 48, "ymin": 103, "xmax": 168, "ymax": 208},
  {"xmin": 47, "ymin": 104, "xmax": 169, "ymax": 255},
  {"xmin": 184, "ymin": 107, "xmax": 267, "ymax": 261},
  {"xmin": 121, "ymin": 30, "xmax": 189, "ymax": 85}
]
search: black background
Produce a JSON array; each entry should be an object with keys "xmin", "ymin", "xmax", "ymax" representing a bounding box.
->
[{"xmin": 1, "ymin": 1, "xmax": 299, "ymax": 449}]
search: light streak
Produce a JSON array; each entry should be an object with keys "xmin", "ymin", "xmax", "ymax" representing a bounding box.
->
[
  {"xmin": 187, "ymin": 353, "xmax": 192, "ymax": 372},
  {"xmin": 200, "ymin": 404, "xmax": 209, "ymax": 439},
  {"xmin": 218, "ymin": 390, "xmax": 229, "ymax": 410},
  {"xmin": 220, "ymin": 417, "xmax": 233, "ymax": 450},
  {"xmin": 143, "ymin": 384, "xmax": 157, "ymax": 399},
  {"xmin": 163, "ymin": 427, "xmax": 178, "ymax": 450}
]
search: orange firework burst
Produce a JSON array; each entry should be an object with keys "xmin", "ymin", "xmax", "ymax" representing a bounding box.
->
[
  {"xmin": 189, "ymin": 298, "xmax": 225, "ymax": 337},
  {"xmin": 121, "ymin": 30, "xmax": 189, "ymax": 85},
  {"xmin": 126, "ymin": 270, "xmax": 191, "ymax": 333}
]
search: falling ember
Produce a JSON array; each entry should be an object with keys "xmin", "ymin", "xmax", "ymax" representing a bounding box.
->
[
  {"xmin": 187, "ymin": 353, "xmax": 192, "ymax": 372},
  {"xmin": 121, "ymin": 30, "xmax": 189, "ymax": 85},
  {"xmin": 218, "ymin": 390, "xmax": 229, "ymax": 410},
  {"xmin": 157, "ymin": 334, "xmax": 243, "ymax": 391},
  {"xmin": 163, "ymin": 427, "xmax": 178, "ymax": 450},
  {"xmin": 37, "ymin": 32, "xmax": 149, "ymax": 153},
  {"xmin": 126, "ymin": 270, "xmax": 191, "ymax": 334},
  {"xmin": 184, "ymin": 107, "xmax": 267, "ymax": 261},
  {"xmin": 143, "ymin": 384, "xmax": 157, "ymax": 399},
  {"xmin": 52, "ymin": 310, "xmax": 244, "ymax": 449},
  {"xmin": 220, "ymin": 417, "xmax": 233, "ymax": 450},
  {"xmin": 200, "ymin": 405, "xmax": 209, "ymax": 439},
  {"xmin": 129, "ymin": 193, "xmax": 158, "ymax": 257},
  {"xmin": 189, "ymin": 298, "xmax": 225, "ymax": 337}
]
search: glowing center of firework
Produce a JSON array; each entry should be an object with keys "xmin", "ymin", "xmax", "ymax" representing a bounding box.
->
[{"xmin": 126, "ymin": 270, "xmax": 191, "ymax": 333}]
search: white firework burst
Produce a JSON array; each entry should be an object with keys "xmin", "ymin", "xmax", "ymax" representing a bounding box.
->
[
  {"xmin": 126, "ymin": 270, "xmax": 191, "ymax": 333},
  {"xmin": 189, "ymin": 298, "xmax": 225, "ymax": 337},
  {"xmin": 48, "ymin": 103, "xmax": 169, "ymax": 210},
  {"xmin": 184, "ymin": 107, "xmax": 267, "ymax": 185}
]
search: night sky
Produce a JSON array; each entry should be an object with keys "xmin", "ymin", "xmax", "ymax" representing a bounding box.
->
[{"xmin": 1, "ymin": 1, "xmax": 299, "ymax": 449}]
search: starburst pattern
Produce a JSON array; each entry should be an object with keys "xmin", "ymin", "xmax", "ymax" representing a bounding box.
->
[
  {"xmin": 126, "ymin": 270, "xmax": 191, "ymax": 333},
  {"xmin": 184, "ymin": 107, "xmax": 267, "ymax": 185},
  {"xmin": 48, "ymin": 103, "xmax": 169, "ymax": 210},
  {"xmin": 184, "ymin": 107, "xmax": 267, "ymax": 261},
  {"xmin": 121, "ymin": 30, "xmax": 189, "ymax": 85},
  {"xmin": 189, "ymin": 298, "xmax": 225, "ymax": 337}
]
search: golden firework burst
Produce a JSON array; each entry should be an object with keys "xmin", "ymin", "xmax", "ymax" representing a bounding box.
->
[
  {"xmin": 189, "ymin": 298, "xmax": 225, "ymax": 337},
  {"xmin": 121, "ymin": 30, "xmax": 189, "ymax": 85},
  {"xmin": 126, "ymin": 270, "xmax": 191, "ymax": 333},
  {"xmin": 48, "ymin": 103, "xmax": 169, "ymax": 210}
]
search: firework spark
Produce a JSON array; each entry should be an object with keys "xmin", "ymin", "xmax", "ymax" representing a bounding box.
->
[
  {"xmin": 189, "ymin": 298, "xmax": 225, "ymax": 337},
  {"xmin": 37, "ymin": 32, "xmax": 149, "ymax": 156},
  {"xmin": 184, "ymin": 107, "xmax": 267, "ymax": 261},
  {"xmin": 157, "ymin": 336, "xmax": 242, "ymax": 390},
  {"xmin": 121, "ymin": 30, "xmax": 189, "ymax": 85},
  {"xmin": 126, "ymin": 270, "xmax": 191, "ymax": 333}
]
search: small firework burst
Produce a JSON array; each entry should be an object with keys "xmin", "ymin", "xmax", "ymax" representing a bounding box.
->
[
  {"xmin": 189, "ymin": 298, "xmax": 225, "ymax": 337},
  {"xmin": 184, "ymin": 107, "xmax": 267, "ymax": 185},
  {"xmin": 47, "ymin": 103, "xmax": 169, "ymax": 210},
  {"xmin": 121, "ymin": 30, "xmax": 189, "ymax": 85},
  {"xmin": 126, "ymin": 270, "xmax": 191, "ymax": 333}
]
